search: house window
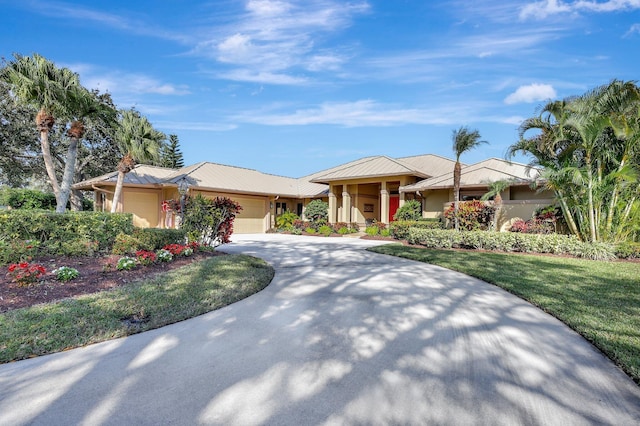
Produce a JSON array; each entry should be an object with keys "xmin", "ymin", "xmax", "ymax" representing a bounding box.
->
[
  {"xmin": 297, "ymin": 203, "xmax": 303, "ymax": 217},
  {"xmin": 276, "ymin": 202, "xmax": 287, "ymax": 215}
]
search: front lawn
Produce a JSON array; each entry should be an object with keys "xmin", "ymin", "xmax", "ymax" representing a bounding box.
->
[
  {"xmin": 368, "ymin": 244, "xmax": 640, "ymax": 384},
  {"xmin": 0, "ymin": 254, "xmax": 274, "ymax": 363}
]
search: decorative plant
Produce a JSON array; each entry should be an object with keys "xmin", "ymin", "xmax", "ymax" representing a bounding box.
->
[
  {"xmin": 304, "ymin": 199, "xmax": 329, "ymax": 225},
  {"xmin": 393, "ymin": 199, "xmax": 422, "ymax": 221},
  {"xmin": 276, "ymin": 211, "xmax": 299, "ymax": 230},
  {"xmin": 52, "ymin": 266, "xmax": 79, "ymax": 282},
  {"xmin": 6, "ymin": 262, "xmax": 46, "ymax": 286},
  {"xmin": 135, "ymin": 250, "xmax": 157, "ymax": 266},
  {"xmin": 156, "ymin": 249, "xmax": 173, "ymax": 262},
  {"xmin": 116, "ymin": 256, "xmax": 137, "ymax": 271}
]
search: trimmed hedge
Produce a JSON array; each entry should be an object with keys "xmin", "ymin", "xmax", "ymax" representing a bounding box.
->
[
  {"xmin": 405, "ymin": 228, "xmax": 617, "ymax": 261},
  {"xmin": 111, "ymin": 228, "xmax": 187, "ymax": 255},
  {"xmin": 0, "ymin": 210, "xmax": 134, "ymax": 263},
  {"xmin": 390, "ymin": 220, "xmax": 444, "ymax": 240}
]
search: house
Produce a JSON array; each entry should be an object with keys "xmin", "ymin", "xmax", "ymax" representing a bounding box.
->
[{"xmin": 73, "ymin": 155, "xmax": 553, "ymax": 233}]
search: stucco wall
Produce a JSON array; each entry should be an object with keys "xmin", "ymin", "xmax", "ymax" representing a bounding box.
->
[
  {"xmin": 422, "ymin": 189, "xmax": 450, "ymax": 219},
  {"xmin": 496, "ymin": 199, "xmax": 555, "ymax": 231}
]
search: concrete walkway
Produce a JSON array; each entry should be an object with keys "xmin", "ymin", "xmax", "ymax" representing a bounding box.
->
[{"xmin": 1, "ymin": 234, "xmax": 639, "ymax": 425}]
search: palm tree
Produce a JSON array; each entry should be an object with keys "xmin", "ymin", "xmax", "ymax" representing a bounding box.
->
[
  {"xmin": 451, "ymin": 126, "xmax": 487, "ymax": 231},
  {"xmin": 111, "ymin": 109, "xmax": 166, "ymax": 213},
  {"xmin": 1, "ymin": 53, "xmax": 115, "ymax": 212}
]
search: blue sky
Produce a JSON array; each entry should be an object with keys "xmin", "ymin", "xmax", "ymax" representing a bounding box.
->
[{"xmin": 2, "ymin": 0, "xmax": 639, "ymax": 177}]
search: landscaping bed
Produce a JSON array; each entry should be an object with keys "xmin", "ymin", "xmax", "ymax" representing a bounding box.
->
[{"xmin": 0, "ymin": 251, "xmax": 222, "ymax": 313}]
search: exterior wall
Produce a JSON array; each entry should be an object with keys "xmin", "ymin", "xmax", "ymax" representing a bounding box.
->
[
  {"xmin": 509, "ymin": 186, "xmax": 554, "ymax": 201},
  {"xmin": 496, "ymin": 199, "xmax": 555, "ymax": 231},
  {"xmin": 422, "ymin": 189, "xmax": 450, "ymax": 219},
  {"xmin": 190, "ymin": 189, "xmax": 269, "ymax": 234},
  {"xmin": 121, "ymin": 188, "xmax": 162, "ymax": 228}
]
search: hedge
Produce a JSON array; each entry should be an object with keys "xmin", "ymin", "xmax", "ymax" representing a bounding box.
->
[
  {"xmin": 0, "ymin": 210, "xmax": 134, "ymax": 263},
  {"xmin": 390, "ymin": 220, "xmax": 444, "ymax": 240},
  {"xmin": 405, "ymin": 228, "xmax": 617, "ymax": 261}
]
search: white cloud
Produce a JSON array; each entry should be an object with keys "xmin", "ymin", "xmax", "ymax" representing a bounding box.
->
[
  {"xmin": 520, "ymin": 0, "xmax": 640, "ymax": 20},
  {"xmin": 194, "ymin": 0, "xmax": 370, "ymax": 84},
  {"xmin": 624, "ymin": 23, "xmax": 640, "ymax": 37},
  {"xmin": 231, "ymin": 100, "xmax": 501, "ymax": 127},
  {"xmin": 504, "ymin": 84, "xmax": 557, "ymax": 104}
]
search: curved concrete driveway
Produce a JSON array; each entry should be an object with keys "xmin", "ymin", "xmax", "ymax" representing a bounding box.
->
[{"xmin": 1, "ymin": 234, "xmax": 639, "ymax": 425}]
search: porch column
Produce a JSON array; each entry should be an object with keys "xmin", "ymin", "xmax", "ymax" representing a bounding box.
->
[
  {"xmin": 380, "ymin": 182, "xmax": 389, "ymax": 224},
  {"xmin": 342, "ymin": 185, "xmax": 351, "ymax": 223},
  {"xmin": 399, "ymin": 191, "xmax": 406, "ymax": 208},
  {"xmin": 328, "ymin": 191, "xmax": 337, "ymax": 224}
]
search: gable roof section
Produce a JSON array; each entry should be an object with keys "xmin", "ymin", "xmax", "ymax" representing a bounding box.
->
[
  {"xmin": 396, "ymin": 154, "xmax": 460, "ymax": 178},
  {"xmin": 309, "ymin": 156, "xmax": 432, "ymax": 183},
  {"xmin": 74, "ymin": 162, "xmax": 328, "ymax": 198},
  {"xmin": 72, "ymin": 164, "xmax": 176, "ymax": 188},
  {"xmin": 400, "ymin": 158, "xmax": 540, "ymax": 192}
]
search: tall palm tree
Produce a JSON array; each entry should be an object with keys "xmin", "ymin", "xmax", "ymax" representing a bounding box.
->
[
  {"xmin": 111, "ymin": 109, "xmax": 166, "ymax": 213},
  {"xmin": 1, "ymin": 53, "xmax": 115, "ymax": 212},
  {"xmin": 451, "ymin": 126, "xmax": 487, "ymax": 231}
]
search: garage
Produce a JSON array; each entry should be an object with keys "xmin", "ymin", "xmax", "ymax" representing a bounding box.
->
[
  {"xmin": 232, "ymin": 196, "xmax": 268, "ymax": 234},
  {"xmin": 123, "ymin": 191, "xmax": 160, "ymax": 228}
]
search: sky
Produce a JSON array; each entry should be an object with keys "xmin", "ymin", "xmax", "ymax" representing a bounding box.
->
[{"xmin": 1, "ymin": 0, "xmax": 639, "ymax": 178}]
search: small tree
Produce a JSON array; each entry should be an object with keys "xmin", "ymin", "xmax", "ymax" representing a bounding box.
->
[
  {"xmin": 181, "ymin": 195, "xmax": 242, "ymax": 247},
  {"xmin": 305, "ymin": 199, "xmax": 328, "ymax": 225},
  {"xmin": 393, "ymin": 199, "xmax": 422, "ymax": 221}
]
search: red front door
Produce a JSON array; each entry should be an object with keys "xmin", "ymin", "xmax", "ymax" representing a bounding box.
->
[{"xmin": 389, "ymin": 196, "xmax": 400, "ymax": 222}]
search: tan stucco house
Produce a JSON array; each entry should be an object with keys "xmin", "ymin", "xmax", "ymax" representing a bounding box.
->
[{"xmin": 73, "ymin": 154, "xmax": 553, "ymax": 233}]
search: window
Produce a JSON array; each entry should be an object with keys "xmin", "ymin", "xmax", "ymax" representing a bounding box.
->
[
  {"xmin": 276, "ymin": 202, "xmax": 287, "ymax": 215},
  {"xmin": 297, "ymin": 203, "xmax": 303, "ymax": 217}
]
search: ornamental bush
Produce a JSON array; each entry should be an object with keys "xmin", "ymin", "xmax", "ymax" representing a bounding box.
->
[
  {"xmin": 52, "ymin": 266, "xmax": 80, "ymax": 282},
  {"xmin": 305, "ymin": 200, "xmax": 328, "ymax": 225},
  {"xmin": 390, "ymin": 220, "xmax": 443, "ymax": 240},
  {"xmin": 182, "ymin": 195, "xmax": 242, "ymax": 247},
  {"xmin": 393, "ymin": 199, "xmax": 422, "ymax": 221},
  {"xmin": 444, "ymin": 201, "xmax": 496, "ymax": 231},
  {"xmin": 276, "ymin": 211, "xmax": 299, "ymax": 230},
  {"xmin": 6, "ymin": 262, "xmax": 46, "ymax": 286},
  {"xmin": 406, "ymin": 228, "xmax": 616, "ymax": 260},
  {"xmin": 156, "ymin": 249, "xmax": 173, "ymax": 262},
  {"xmin": 135, "ymin": 250, "xmax": 157, "ymax": 266},
  {"xmin": 116, "ymin": 256, "xmax": 137, "ymax": 271}
]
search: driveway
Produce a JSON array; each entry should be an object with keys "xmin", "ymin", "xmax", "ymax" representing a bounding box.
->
[{"xmin": 1, "ymin": 234, "xmax": 639, "ymax": 425}]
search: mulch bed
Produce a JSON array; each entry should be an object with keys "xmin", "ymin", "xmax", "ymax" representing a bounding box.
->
[{"xmin": 0, "ymin": 252, "xmax": 224, "ymax": 313}]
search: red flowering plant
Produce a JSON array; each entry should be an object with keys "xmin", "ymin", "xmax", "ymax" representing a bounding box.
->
[
  {"xmin": 163, "ymin": 244, "xmax": 186, "ymax": 256},
  {"xmin": 6, "ymin": 262, "xmax": 47, "ymax": 286},
  {"xmin": 135, "ymin": 250, "xmax": 157, "ymax": 266}
]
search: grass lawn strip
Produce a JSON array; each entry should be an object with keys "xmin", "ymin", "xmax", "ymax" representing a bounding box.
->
[
  {"xmin": 0, "ymin": 254, "xmax": 274, "ymax": 363},
  {"xmin": 368, "ymin": 244, "xmax": 640, "ymax": 385}
]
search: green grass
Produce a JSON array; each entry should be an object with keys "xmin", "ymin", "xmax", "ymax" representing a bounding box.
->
[
  {"xmin": 368, "ymin": 244, "xmax": 640, "ymax": 384},
  {"xmin": 0, "ymin": 254, "xmax": 274, "ymax": 363}
]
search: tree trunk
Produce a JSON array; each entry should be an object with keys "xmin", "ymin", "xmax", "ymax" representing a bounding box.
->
[
  {"xmin": 453, "ymin": 160, "xmax": 461, "ymax": 231},
  {"xmin": 70, "ymin": 189, "xmax": 84, "ymax": 211},
  {"xmin": 57, "ymin": 135, "xmax": 80, "ymax": 213},
  {"xmin": 111, "ymin": 171, "xmax": 126, "ymax": 213},
  {"xmin": 37, "ymin": 109, "xmax": 62, "ymax": 209}
]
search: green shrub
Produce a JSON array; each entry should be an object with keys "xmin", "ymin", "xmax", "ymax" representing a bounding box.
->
[
  {"xmin": 305, "ymin": 227, "xmax": 317, "ymax": 234},
  {"xmin": 444, "ymin": 201, "xmax": 496, "ymax": 231},
  {"xmin": 318, "ymin": 225, "xmax": 333, "ymax": 236},
  {"xmin": 0, "ymin": 188, "xmax": 56, "ymax": 210},
  {"xmin": 390, "ymin": 220, "xmax": 443, "ymax": 240},
  {"xmin": 406, "ymin": 228, "xmax": 615, "ymax": 260},
  {"xmin": 182, "ymin": 195, "xmax": 242, "ymax": 246},
  {"xmin": 0, "ymin": 239, "xmax": 40, "ymax": 264},
  {"xmin": 337, "ymin": 227, "xmax": 350, "ymax": 235},
  {"xmin": 52, "ymin": 266, "xmax": 80, "ymax": 282},
  {"xmin": 112, "ymin": 233, "xmax": 148, "ymax": 255},
  {"xmin": 305, "ymin": 200, "xmax": 329, "ymax": 225},
  {"xmin": 380, "ymin": 229, "xmax": 391, "ymax": 237},
  {"xmin": 365, "ymin": 226, "xmax": 379, "ymax": 236},
  {"xmin": 616, "ymin": 241, "xmax": 640, "ymax": 259},
  {"xmin": 156, "ymin": 249, "xmax": 173, "ymax": 262},
  {"xmin": 46, "ymin": 238, "xmax": 99, "ymax": 257},
  {"xmin": 132, "ymin": 228, "xmax": 186, "ymax": 250},
  {"xmin": 393, "ymin": 199, "xmax": 422, "ymax": 221},
  {"xmin": 116, "ymin": 256, "xmax": 137, "ymax": 271},
  {"xmin": 0, "ymin": 210, "xmax": 134, "ymax": 260},
  {"xmin": 276, "ymin": 211, "xmax": 299, "ymax": 230}
]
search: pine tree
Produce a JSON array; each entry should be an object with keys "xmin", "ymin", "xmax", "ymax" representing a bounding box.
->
[{"xmin": 161, "ymin": 134, "xmax": 185, "ymax": 169}]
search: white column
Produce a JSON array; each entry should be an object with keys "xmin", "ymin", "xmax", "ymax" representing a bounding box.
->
[
  {"xmin": 328, "ymin": 191, "xmax": 337, "ymax": 224},
  {"xmin": 380, "ymin": 182, "xmax": 389, "ymax": 224},
  {"xmin": 342, "ymin": 185, "xmax": 351, "ymax": 223}
]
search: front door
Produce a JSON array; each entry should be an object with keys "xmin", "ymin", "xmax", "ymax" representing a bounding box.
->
[{"xmin": 389, "ymin": 196, "xmax": 400, "ymax": 222}]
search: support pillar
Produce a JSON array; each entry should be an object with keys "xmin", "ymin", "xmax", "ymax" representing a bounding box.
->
[
  {"xmin": 342, "ymin": 185, "xmax": 351, "ymax": 223},
  {"xmin": 380, "ymin": 182, "xmax": 389, "ymax": 224},
  {"xmin": 328, "ymin": 191, "xmax": 337, "ymax": 224}
]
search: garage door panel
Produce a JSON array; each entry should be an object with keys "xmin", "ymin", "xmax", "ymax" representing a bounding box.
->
[{"xmin": 233, "ymin": 197, "xmax": 266, "ymax": 233}]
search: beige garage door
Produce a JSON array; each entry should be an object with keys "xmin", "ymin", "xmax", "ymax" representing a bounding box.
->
[
  {"xmin": 233, "ymin": 197, "xmax": 267, "ymax": 233},
  {"xmin": 123, "ymin": 191, "xmax": 159, "ymax": 228}
]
